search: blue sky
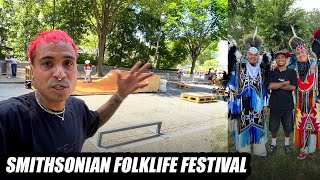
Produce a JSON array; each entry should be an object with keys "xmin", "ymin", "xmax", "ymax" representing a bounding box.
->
[
  {"xmin": 292, "ymin": 0, "xmax": 320, "ymax": 11},
  {"xmin": 217, "ymin": 41, "xmax": 227, "ymax": 70}
]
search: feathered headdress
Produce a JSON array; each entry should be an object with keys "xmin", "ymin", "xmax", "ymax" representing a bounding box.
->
[
  {"xmin": 289, "ymin": 25, "xmax": 305, "ymax": 53},
  {"xmin": 311, "ymin": 28, "xmax": 320, "ymax": 59},
  {"xmin": 227, "ymin": 40, "xmax": 237, "ymax": 81},
  {"xmin": 260, "ymin": 51, "xmax": 271, "ymax": 82},
  {"xmin": 243, "ymin": 27, "xmax": 262, "ymax": 54}
]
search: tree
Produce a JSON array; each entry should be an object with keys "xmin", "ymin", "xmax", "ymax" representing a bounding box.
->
[
  {"xmin": 254, "ymin": 0, "xmax": 306, "ymax": 49},
  {"xmin": 8, "ymin": 0, "xmax": 44, "ymax": 60},
  {"xmin": 166, "ymin": 0, "xmax": 227, "ymax": 74},
  {"xmin": 107, "ymin": 8, "xmax": 157, "ymax": 67},
  {"xmin": 106, "ymin": 4, "xmax": 189, "ymax": 70},
  {"xmin": 228, "ymin": 0, "xmax": 308, "ymax": 51},
  {"xmin": 204, "ymin": 59, "xmax": 219, "ymax": 70},
  {"xmin": 0, "ymin": 0, "xmax": 95, "ymax": 61},
  {"xmin": 92, "ymin": 0, "xmax": 133, "ymax": 77},
  {"xmin": 304, "ymin": 9, "xmax": 320, "ymax": 40},
  {"xmin": 228, "ymin": 0, "xmax": 257, "ymax": 48},
  {"xmin": 197, "ymin": 41, "xmax": 218, "ymax": 65},
  {"xmin": 43, "ymin": 0, "xmax": 93, "ymax": 45},
  {"xmin": 133, "ymin": 0, "xmax": 178, "ymax": 69},
  {"xmin": 159, "ymin": 39, "xmax": 189, "ymax": 69},
  {"xmin": 0, "ymin": 2, "xmax": 8, "ymax": 57}
]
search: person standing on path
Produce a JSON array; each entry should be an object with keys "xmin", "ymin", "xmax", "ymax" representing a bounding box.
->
[
  {"xmin": 11, "ymin": 55, "xmax": 18, "ymax": 77},
  {"xmin": 5, "ymin": 49, "xmax": 12, "ymax": 78}
]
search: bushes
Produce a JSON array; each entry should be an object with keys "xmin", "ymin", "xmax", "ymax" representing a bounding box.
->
[{"xmin": 77, "ymin": 53, "xmax": 97, "ymax": 65}]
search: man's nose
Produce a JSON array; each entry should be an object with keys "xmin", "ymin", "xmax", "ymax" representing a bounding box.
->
[{"xmin": 52, "ymin": 65, "xmax": 67, "ymax": 80}]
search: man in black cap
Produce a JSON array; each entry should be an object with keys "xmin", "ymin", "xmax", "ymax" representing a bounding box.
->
[{"xmin": 267, "ymin": 50, "xmax": 297, "ymax": 155}]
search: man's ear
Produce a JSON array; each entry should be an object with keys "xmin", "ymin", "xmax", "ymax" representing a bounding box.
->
[
  {"xmin": 30, "ymin": 64, "xmax": 37, "ymax": 89},
  {"xmin": 30, "ymin": 65, "xmax": 34, "ymax": 80}
]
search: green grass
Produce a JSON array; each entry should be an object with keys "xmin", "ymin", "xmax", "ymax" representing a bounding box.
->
[
  {"xmin": 211, "ymin": 116, "xmax": 320, "ymax": 179},
  {"xmin": 227, "ymin": 119, "xmax": 320, "ymax": 179},
  {"xmin": 212, "ymin": 124, "xmax": 228, "ymax": 152}
]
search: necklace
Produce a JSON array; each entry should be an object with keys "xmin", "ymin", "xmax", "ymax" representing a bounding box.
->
[{"xmin": 34, "ymin": 91, "xmax": 65, "ymax": 121}]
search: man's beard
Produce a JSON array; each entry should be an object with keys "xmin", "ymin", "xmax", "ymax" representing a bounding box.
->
[{"xmin": 297, "ymin": 61, "xmax": 310, "ymax": 81}]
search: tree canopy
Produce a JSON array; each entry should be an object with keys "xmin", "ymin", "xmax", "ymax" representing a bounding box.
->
[
  {"xmin": 228, "ymin": 0, "xmax": 318, "ymax": 52},
  {"xmin": 0, "ymin": 0, "xmax": 226, "ymax": 74}
]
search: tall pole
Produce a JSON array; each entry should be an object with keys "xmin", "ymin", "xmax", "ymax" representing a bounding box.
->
[
  {"xmin": 154, "ymin": 13, "xmax": 166, "ymax": 70},
  {"xmin": 154, "ymin": 22, "xmax": 163, "ymax": 69},
  {"xmin": 53, "ymin": 0, "xmax": 56, "ymax": 29}
]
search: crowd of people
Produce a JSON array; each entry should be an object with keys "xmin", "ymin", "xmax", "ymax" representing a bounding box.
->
[
  {"xmin": 227, "ymin": 27, "xmax": 320, "ymax": 160},
  {"xmin": 176, "ymin": 68, "xmax": 226, "ymax": 85}
]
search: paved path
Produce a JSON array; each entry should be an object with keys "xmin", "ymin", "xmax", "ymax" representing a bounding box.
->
[{"xmin": 0, "ymin": 67, "xmax": 25, "ymax": 84}]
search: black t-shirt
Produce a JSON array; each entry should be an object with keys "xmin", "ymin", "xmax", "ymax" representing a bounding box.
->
[
  {"xmin": 268, "ymin": 68, "xmax": 297, "ymax": 110},
  {"xmin": 0, "ymin": 92, "xmax": 100, "ymax": 154}
]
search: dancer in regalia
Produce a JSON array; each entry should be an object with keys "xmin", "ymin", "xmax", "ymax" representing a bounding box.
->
[
  {"xmin": 227, "ymin": 31, "xmax": 269, "ymax": 156},
  {"xmin": 290, "ymin": 27, "xmax": 320, "ymax": 160}
]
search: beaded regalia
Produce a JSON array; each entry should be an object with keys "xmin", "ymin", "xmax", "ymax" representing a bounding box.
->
[
  {"xmin": 227, "ymin": 31, "xmax": 268, "ymax": 155},
  {"xmin": 289, "ymin": 26, "xmax": 320, "ymax": 153}
]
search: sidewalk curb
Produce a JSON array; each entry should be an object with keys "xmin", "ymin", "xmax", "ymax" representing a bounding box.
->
[{"xmin": 0, "ymin": 81, "xmax": 24, "ymax": 84}]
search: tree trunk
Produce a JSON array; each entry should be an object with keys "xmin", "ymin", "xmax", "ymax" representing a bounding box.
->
[
  {"xmin": 190, "ymin": 55, "xmax": 198, "ymax": 74},
  {"xmin": 156, "ymin": 55, "xmax": 161, "ymax": 69},
  {"xmin": 92, "ymin": 0, "xmax": 133, "ymax": 76},
  {"xmin": 24, "ymin": 42, "xmax": 28, "ymax": 61},
  {"xmin": 97, "ymin": 34, "xmax": 106, "ymax": 77}
]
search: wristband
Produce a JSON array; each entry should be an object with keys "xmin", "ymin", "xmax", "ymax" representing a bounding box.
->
[{"xmin": 114, "ymin": 92, "xmax": 126, "ymax": 101}]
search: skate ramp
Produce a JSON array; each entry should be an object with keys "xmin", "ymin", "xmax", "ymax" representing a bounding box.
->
[{"xmin": 73, "ymin": 70, "xmax": 160, "ymax": 95}]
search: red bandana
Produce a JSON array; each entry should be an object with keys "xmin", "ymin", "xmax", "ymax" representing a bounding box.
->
[{"xmin": 296, "ymin": 45, "xmax": 305, "ymax": 52}]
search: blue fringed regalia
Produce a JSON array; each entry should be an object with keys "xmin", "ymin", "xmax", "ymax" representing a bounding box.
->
[{"xmin": 228, "ymin": 60, "xmax": 268, "ymax": 155}]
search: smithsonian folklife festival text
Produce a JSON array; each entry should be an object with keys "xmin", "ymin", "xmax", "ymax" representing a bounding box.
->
[{"xmin": 0, "ymin": 153, "xmax": 251, "ymax": 178}]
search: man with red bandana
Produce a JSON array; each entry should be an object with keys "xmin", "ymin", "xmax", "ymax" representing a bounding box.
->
[
  {"xmin": 0, "ymin": 30, "xmax": 153, "ymax": 154},
  {"xmin": 288, "ymin": 28, "xmax": 320, "ymax": 160}
]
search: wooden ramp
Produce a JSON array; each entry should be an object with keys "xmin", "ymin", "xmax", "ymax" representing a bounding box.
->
[
  {"xmin": 180, "ymin": 92, "xmax": 217, "ymax": 103},
  {"xmin": 73, "ymin": 70, "xmax": 160, "ymax": 95}
]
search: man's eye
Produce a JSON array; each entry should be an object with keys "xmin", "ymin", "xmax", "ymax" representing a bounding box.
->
[
  {"xmin": 65, "ymin": 61, "xmax": 73, "ymax": 66},
  {"xmin": 42, "ymin": 62, "xmax": 52, "ymax": 66}
]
